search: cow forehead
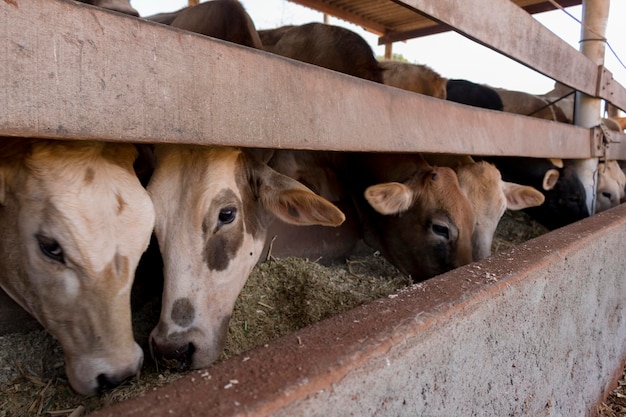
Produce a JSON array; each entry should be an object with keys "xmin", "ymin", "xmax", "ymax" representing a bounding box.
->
[
  {"xmin": 152, "ymin": 147, "xmax": 244, "ymax": 219},
  {"xmin": 424, "ymin": 166, "xmax": 475, "ymax": 226},
  {"xmin": 456, "ymin": 162, "xmax": 507, "ymax": 218},
  {"xmin": 24, "ymin": 146, "xmax": 153, "ymax": 272}
]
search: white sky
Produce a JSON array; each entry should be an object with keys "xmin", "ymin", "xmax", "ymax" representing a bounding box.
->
[{"xmin": 130, "ymin": 0, "xmax": 626, "ymax": 95}]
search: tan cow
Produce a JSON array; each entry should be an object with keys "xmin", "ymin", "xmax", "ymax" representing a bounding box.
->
[
  {"xmin": 494, "ymin": 87, "xmax": 569, "ymax": 122},
  {"xmin": 147, "ymin": 145, "xmax": 345, "ymax": 371},
  {"xmin": 380, "ymin": 60, "xmax": 448, "ymax": 99},
  {"xmin": 0, "ymin": 139, "xmax": 155, "ymax": 395},
  {"xmin": 424, "ymin": 154, "xmax": 544, "ymax": 260}
]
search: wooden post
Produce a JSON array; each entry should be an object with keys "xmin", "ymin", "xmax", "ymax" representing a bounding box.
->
[
  {"xmin": 571, "ymin": 0, "xmax": 610, "ymax": 215},
  {"xmin": 384, "ymin": 42, "xmax": 393, "ymax": 60},
  {"xmin": 188, "ymin": 0, "xmax": 200, "ymax": 6}
]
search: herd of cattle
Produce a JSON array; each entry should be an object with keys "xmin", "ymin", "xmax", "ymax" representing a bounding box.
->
[{"xmin": 2, "ymin": 0, "xmax": 626, "ymax": 396}]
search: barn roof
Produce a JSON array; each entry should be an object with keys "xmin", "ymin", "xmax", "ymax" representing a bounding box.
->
[{"xmin": 287, "ymin": 0, "xmax": 583, "ymax": 44}]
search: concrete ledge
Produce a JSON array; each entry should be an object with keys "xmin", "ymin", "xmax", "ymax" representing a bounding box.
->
[{"xmin": 89, "ymin": 204, "xmax": 626, "ymax": 417}]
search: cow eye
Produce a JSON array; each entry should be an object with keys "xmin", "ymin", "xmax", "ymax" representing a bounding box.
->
[
  {"xmin": 602, "ymin": 192, "xmax": 612, "ymax": 200},
  {"xmin": 36, "ymin": 234, "xmax": 65, "ymax": 264},
  {"xmin": 218, "ymin": 208, "xmax": 237, "ymax": 226},
  {"xmin": 432, "ymin": 223, "xmax": 450, "ymax": 240}
]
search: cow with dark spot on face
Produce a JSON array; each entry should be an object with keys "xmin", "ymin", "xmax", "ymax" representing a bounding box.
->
[{"xmin": 147, "ymin": 145, "xmax": 345, "ymax": 371}]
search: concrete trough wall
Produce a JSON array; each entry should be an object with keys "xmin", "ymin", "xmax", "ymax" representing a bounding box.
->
[{"xmin": 90, "ymin": 203, "xmax": 626, "ymax": 417}]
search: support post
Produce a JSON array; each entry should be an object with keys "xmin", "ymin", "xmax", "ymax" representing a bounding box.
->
[
  {"xmin": 571, "ymin": 0, "xmax": 610, "ymax": 215},
  {"xmin": 384, "ymin": 42, "xmax": 393, "ymax": 60}
]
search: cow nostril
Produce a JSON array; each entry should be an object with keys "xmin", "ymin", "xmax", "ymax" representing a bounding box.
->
[
  {"xmin": 96, "ymin": 372, "xmax": 135, "ymax": 394},
  {"xmin": 151, "ymin": 340, "xmax": 196, "ymax": 371}
]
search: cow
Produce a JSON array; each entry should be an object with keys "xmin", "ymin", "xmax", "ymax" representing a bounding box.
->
[
  {"xmin": 446, "ymin": 79, "xmax": 503, "ymax": 110},
  {"xmin": 440, "ymin": 80, "xmax": 589, "ymax": 230},
  {"xmin": 77, "ymin": 0, "xmax": 139, "ymax": 16},
  {"xmin": 265, "ymin": 150, "xmax": 476, "ymax": 282},
  {"xmin": 145, "ymin": 0, "xmax": 263, "ymax": 50},
  {"xmin": 379, "ymin": 60, "xmax": 448, "ymax": 99},
  {"xmin": 595, "ymin": 119, "xmax": 626, "ymax": 212},
  {"xmin": 260, "ymin": 150, "xmax": 360, "ymax": 264},
  {"xmin": 495, "ymin": 86, "xmax": 570, "ymax": 122},
  {"xmin": 540, "ymin": 82, "xmax": 575, "ymax": 123},
  {"xmin": 258, "ymin": 25, "xmax": 295, "ymax": 48},
  {"xmin": 596, "ymin": 160, "xmax": 626, "ymax": 212},
  {"xmin": 423, "ymin": 154, "xmax": 544, "ymax": 260},
  {"xmin": 613, "ymin": 117, "xmax": 626, "ymax": 131},
  {"xmin": 0, "ymin": 139, "xmax": 155, "ymax": 395},
  {"xmin": 484, "ymin": 157, "xmax": 589, "ymax": 230},
  {"xmin": 146, "ymin": 145, "xmax": 345, "ymax": 371},
  {"xmin": 260, "ymin": 23, "xmax": 383, "ymax": 83}
]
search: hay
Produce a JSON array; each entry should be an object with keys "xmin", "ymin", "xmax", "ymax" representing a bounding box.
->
[{"xmin": 224, "ymin": 247, "xmax": 410, "ymax": 358}]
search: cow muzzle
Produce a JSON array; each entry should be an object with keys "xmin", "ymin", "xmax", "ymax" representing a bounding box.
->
[
  {"xmin": 150, "ymin": 338, "xmax": 196, "ymax": 371},
  {"xmin": 65, "ymin": 342, "xmax": 144, "ymax": 395}
]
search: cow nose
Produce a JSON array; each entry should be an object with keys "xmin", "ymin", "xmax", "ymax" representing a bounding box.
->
[
  {"xmin": 96, "ymin": 370, "xmax": 137, "ymax": 394},
  {"xmin": 151, "ymin": 339, "xmax": 196, "ymax": 371}
]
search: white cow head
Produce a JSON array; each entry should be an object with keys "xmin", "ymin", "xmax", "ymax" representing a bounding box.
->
[
  {"xmin": 0, "ymin": 140, "xmax": 155, "ymax": 395},
  {"xmin": 596, "ymin": 160, "xmax": 626, "ymax": 213},
  {"xmin": 147, "ymin": 145, "xmax": 344, "ymax": 370}
]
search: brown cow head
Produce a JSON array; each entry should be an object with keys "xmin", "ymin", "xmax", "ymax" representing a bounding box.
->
[{"xmin": 356, "ymin": 154, "xmax": 475, "ymax": 282}]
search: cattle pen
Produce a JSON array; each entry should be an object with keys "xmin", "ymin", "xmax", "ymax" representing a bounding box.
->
[{"xmin": 2, "ymin": 0, "xmax": 626, "ymax": 416}]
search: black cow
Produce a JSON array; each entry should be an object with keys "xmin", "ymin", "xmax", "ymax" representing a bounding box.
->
[{"xmin": 446, "ymin": 79, "xmax": 503, "ymax": 111}]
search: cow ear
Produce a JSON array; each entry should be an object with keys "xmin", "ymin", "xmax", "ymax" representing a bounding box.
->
[
  {"xmin": 364, "ymin": 182, "xmax": 413, "ymax": 215},
  {"xmin": 548, "ymin": 158, "xmax": 563, "ymax": 168},
  {"xmin": 257, "ymin": 167, "xmax": 345, "ymax": 227},
  {"xmin": 502, "ymin": 182, "xmax": 545, "ymax": 210},
  {"xmin": 542, "ymin": 169, "xmax": 560, "ymax": 190}
]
